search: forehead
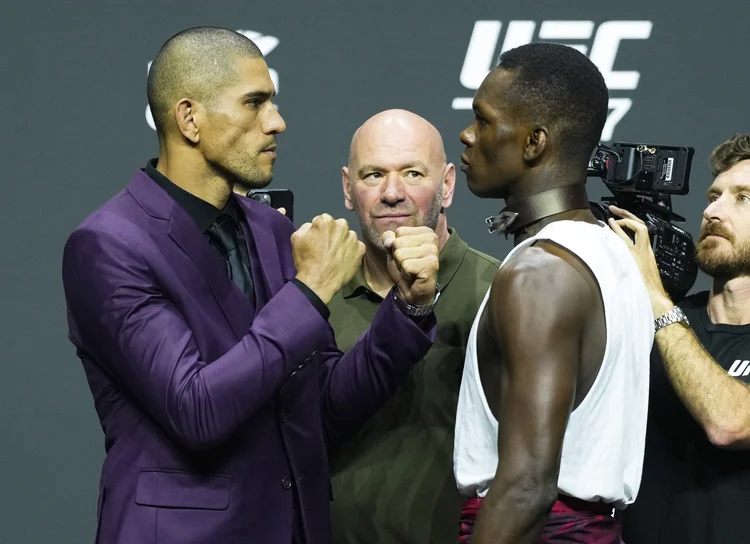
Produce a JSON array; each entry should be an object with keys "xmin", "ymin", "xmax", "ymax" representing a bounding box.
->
[
  {"xmin": 353, "ymin": 127, "xmax": 440, "ymax": 169},
  {"xmin": 710, "ymin": 160, "xmax": 750, "ymax": 191},
  {"xmin": 474, "ymin": 68, "xmax": 515, "ymax": 116},
  {"xmin": 228, "ymin": 56, "xmax": 275, "ymax": 93}
]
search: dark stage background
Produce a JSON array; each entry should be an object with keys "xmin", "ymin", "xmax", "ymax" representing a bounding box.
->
[{"xmin": 2, "ymin": 1, "xmax": 749, "ymax": 541}]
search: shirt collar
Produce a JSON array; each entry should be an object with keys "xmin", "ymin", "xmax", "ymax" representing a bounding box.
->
[
  {"xmin": 144, "ymin": 158, "xmax": 237, "ymax": 233},
  {"xmin": 342, "ymin": 227, "xmax": 469, "ymax": 300}
]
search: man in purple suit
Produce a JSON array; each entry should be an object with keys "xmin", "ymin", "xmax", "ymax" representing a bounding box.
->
[{"xmin": 62, "ymin": 27, "xmax": 440, "ymax": 544}]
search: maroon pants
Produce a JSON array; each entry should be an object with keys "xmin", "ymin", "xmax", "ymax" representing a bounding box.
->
[{"xmin": 458, "ymin": 495, "xmax": 622, "ymax": 543}]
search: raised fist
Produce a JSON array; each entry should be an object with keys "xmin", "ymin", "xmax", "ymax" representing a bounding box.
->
[
  {"xmin": 292, "ymin": 214, "xmax": 365, "ymax": 304},
  {"xmin": 382, "ymin": 226, "xmax": 439, "ymax": 306}
]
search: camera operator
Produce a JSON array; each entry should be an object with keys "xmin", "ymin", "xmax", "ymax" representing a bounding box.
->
[{"xmin": 610, "ymin": 134, "xmax": 750, "ymax": 543}]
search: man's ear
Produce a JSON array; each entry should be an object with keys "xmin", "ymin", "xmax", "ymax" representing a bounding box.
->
[
  {"xmin": 174, "ymin": 98, "xmax": 201, "ymax": 144},
  {"xmin": 441, "ymin": 163, "xmax": 456, "ymax": 210},
  {"xmin": 524, "ymin": 126, "xmax": 549, "ymax": 162},
  {"xmin": 342, "ymin": 166, "xmax": 355, "ymax": 211}
]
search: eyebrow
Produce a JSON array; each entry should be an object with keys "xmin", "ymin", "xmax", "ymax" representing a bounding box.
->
[
  {"xmin": 472, "ymin": 102, "xmax": 489, "ymax": 118},
  {"xmin": 707, "ymin": 184, "xmax": 750, "ymax": 197},
  {"xmin": 357, "ymin": 161, "xmax": 430, "ymax": 178},
  {"xmin": 241, "ymin": 90, "xmax": 275, "ymax": 102}
]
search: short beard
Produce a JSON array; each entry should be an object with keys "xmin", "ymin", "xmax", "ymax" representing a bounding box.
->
[
  {"xmin": 694, "ymin": 228, "xmax": 750, "ymax": 279},
  {"xmin": 355, "ymin": 190, "xmax": 443, "ymax": 253},
  {"xmin": 219, "ymin": 159, "xmax": 273, "ymax": 196}
]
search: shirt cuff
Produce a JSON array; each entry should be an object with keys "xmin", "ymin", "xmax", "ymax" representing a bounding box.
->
[{"xmin": 290, "ymin": 278, "xmax": 331, "ymax": 321}]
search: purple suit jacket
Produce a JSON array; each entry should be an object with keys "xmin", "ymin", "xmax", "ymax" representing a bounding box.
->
[{"xmin": 62, "ymin": 171, "xmax": 436, "ymax": 544}]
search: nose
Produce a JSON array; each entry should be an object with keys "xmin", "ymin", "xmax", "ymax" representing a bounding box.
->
[
  {"xmin": 460, "ymin": 125, "xmax": 475, "ymax": 147},
  {"xmin": 380, "ymin": 172, "xmax": 406, "ymax": 205},
  {"xmin": 262, "ymin": 103, "xmax": 286, "ymax": 135},
  {"xmin": 703, "ymin": 195, "xmax": 727, "ymax": 223}
]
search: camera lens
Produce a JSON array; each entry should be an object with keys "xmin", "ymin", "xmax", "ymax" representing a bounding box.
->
[{"xmin": 249, "ymin": 193, "xmax": 272, "ymax": 205}]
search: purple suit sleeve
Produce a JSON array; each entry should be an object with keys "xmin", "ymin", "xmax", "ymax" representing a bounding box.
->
[
  {"xmin": 62, "ymin": 228, "xmax": 331, "ymax": 452},
  {"xmin": 320, "ymin": 289, "xmax": 437, "ymax": 444}
]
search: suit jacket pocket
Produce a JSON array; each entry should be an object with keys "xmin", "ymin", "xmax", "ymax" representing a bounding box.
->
[{"xmin": 135, "ymin": 469, "xmax": 232, "ymax": 510}]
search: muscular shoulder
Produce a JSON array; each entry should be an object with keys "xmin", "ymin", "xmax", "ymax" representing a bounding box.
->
[{"xmin": 489, "ymin": 241, "xmax": 597, "ymax": 324}]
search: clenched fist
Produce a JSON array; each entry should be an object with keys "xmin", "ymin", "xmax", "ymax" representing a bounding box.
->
[
  {"xmin": 382, "ymin": 226, "xmax": 440, "ymax": 306},
  {"xmin": 292, "ymin": 214, "xmax": 365, "ymax": 305}
]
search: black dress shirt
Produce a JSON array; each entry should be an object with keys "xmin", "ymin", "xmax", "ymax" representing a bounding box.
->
[{"xmin": 143, "ymin": 159, "xmax": 329, "ymax": 320}]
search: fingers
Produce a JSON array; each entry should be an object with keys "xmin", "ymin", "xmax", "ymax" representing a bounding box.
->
[
  {"xmin": 382, "ymin": 230, "xmax": 396, "ymax": 249},
  {"xmin": 292, "ymin": 222, "xmax": 312, "ymax": 239},
  {"xmin": 607, "ymin": 217, "xmax": 630, "ymax": 242},
  {"xmin": 310, "ymin": 214, "xmax": 350, "ymax": 233},
  {"xmin": 608, "ymin": 217, "xmax": 652, "ymax": 252},
  {"xmin": 393, "ymin": 245, "xmax": 439, "ymax": 264},
  {"xmin": 392, "ymin": 226, "xmax": 433, "ymax": 236},
  {"xmin": 399, "ymin": 255, "xmax": 440, "ymax": 277},
  {"xmin": 311, "ymin": 213, "xmax": 335, "ymax": 227},
  {"xmin": 608, "ymin": 205, "xmax": 643, "ymax": 224},
  {"xmin": 277, "ymin": 207, "xmax": 286, "ymax": 216},
  {"xmin": 390, "ymin": 230, "xmax": 439, "ymax": 251}
]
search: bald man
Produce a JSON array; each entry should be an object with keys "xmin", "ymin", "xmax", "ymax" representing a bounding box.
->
[
  {"xmin": 327, "ymin": 110, "xmax": 499, "ymax": 544},
  {"xmin": 61, "ymin": 30, "xmax": 441, "ymax": 544}
]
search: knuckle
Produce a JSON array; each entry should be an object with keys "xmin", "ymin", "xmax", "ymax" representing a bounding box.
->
[
  {"xmin": 315, "ymin": 213, "xmax": 332, "ymax": 226},
  {"xmin": 391, "ymin": 236, "xmax": 405, "ymax": 250}
]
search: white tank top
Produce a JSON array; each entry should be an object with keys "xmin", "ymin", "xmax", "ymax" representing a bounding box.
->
[{"xmin": 453, "ymin": 220, "xmax": 654, "ymax": 509}]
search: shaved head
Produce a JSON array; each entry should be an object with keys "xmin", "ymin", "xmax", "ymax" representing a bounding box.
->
[
  {"xmin": 343, "ymin": 109, "xmax": 455, "ymax": 252},
  {"xmin": 348, "ymin": 109, "xmax": 447, "ymax": 168},
  {"xmin": 147, "ymin": 27, "xmax": 263, "ymax": 140}
]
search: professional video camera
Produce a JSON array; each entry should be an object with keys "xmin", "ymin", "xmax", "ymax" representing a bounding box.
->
[{"xmin": 588, "ymin": 142, "xmax": 698, "ymax": 301}]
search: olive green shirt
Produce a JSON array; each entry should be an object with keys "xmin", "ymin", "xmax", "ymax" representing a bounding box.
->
[{"xmin": 328, "ymin": 228, "xmax": 500, "ymax": 544}]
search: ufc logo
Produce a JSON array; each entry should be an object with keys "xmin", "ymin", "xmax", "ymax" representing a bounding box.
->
[
  {"xmin": 452, "ymin": 20, "xmax": 654, "ymax": 141},
  {"xmin": 729, "ymin": 360, "xmax": 750, "ymax": 377}
]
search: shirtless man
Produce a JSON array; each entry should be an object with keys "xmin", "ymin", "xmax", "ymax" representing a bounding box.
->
[{"xmin": 452, "ymin": 42, "xmax": 654, "ymax": 543}]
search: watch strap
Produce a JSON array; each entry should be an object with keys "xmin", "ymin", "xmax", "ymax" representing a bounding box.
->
[
  {"xmin": 392, "ymin": 284, "xmax": 441, "ymax": 317},
  {"xmin": 654, "ymin": 306, "xmax": 690, "ymax": 332}
]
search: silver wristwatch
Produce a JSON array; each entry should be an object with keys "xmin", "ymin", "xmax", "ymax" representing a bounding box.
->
[
  {"xmin": 392, "ymin": 285, "xmax": 441, "ymax": 317},
  {"xmin": 654, "ymin": 306, "xmax": 690, "ymax": 332}
]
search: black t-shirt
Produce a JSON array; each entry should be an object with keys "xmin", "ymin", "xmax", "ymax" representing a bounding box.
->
[{"xmin": 622, "ymin": 291, "xmax": 750, "ymax": 543}]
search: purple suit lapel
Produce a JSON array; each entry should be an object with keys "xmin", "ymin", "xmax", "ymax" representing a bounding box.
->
[
  {"xmin": 127, "ymin": 171, "xmax": 254, "ymax": 341},
  {"xmin": 237, "ymin": 197, "xmax": 288, "ymax": 297}
]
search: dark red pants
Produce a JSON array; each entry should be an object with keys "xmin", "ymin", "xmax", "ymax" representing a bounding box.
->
[{"xmin": 458, "ymin": 495, "xmax": 622, "ymax": 543}]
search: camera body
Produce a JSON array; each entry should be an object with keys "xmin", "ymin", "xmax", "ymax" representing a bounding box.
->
[{"xmin": 588, "ymin": 142, "xmax": 698, "ymax": 301}]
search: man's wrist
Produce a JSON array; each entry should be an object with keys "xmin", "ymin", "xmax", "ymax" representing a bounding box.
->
[
  {"xmin": 294, "ymin": 274, "xmax": 335, "ymax": 306},
  {"xmin": 291, "ymin": 278, "xmax": 331, "ymax": 320},
  {"xmin": 392, "ymin": 285, "xmax": 440, "ymax": 317},
  {"xmin": 654, "ymin": 305, "xmax": 690, "ymax": 333},
  {"xmin": 650, "ymin": 291, "xmax": 675, "ymax": 319}
]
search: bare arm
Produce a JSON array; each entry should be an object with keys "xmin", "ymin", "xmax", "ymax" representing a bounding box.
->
[
  {"xmin": 609, "ymin": 206, "xmax": 750, "ymax": 449},
  {"xmin": 651, "ymin": 295, "xmax": 750, "ymax": 448},
  {"xmin": 472, "ymin": 243, "xmax": 592, "ymax": 544}
]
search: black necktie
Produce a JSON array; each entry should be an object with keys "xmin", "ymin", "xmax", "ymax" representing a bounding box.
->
[{"xmin": 207, "ymin": 214, "xmax": 255, "ymax": 305}]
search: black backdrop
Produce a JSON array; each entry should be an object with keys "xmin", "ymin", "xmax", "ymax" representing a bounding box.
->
[{"xmin": 2, "ymin": 1, "xmax": 750, "ymax": 541}]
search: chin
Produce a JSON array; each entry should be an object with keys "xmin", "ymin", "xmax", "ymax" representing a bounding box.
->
[
  {"xmin": 467, "ymin": 177, "xmax": 499, "ymax": 199},
  {"xmin": 244, "ymin": 172, "xmax": 274, "ymax": 189}
]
